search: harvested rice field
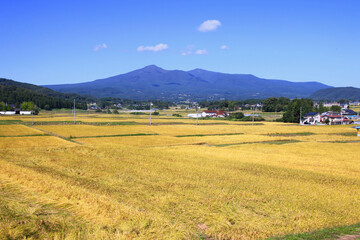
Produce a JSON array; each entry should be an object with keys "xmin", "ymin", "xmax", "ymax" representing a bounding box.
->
[{"xmin": 0, "ymin": 112, "xmax": 359, "ymax": 239}]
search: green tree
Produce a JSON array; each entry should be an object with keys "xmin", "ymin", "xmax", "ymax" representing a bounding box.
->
[
  {"xmin": 20, "ymin": 101, "xmax": 35, "ymax": 111},
  {"xmin": 0, "ymin": 101, "xmax": 6, "ymax": 111},
  {"xmin": 229, "ymin": 112, "xmax": 245, "ymax": 120},
  {"xmin": 263, "ymin": 97, "xmax": 278, "ymax": 112},
  {"xmin": 282, "ymin": 99, "xmax": 314, "ymax": 123},
  {"xmin": 44, "ymin": 104, "xmax": 51, "ymax": 110},
  {"xmin": 262, "ymin": 97, "xmax": 290, "ymax": 112},
  {"xmin": 314, "ymin": 103, "xmax": 329, "ymax": 114},
  {"xmin": 330, "ymin": 105, "xmax": 341, "ymax": 112}
]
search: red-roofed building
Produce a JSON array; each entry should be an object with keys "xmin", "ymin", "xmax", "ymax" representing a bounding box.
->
[
  {"xmin": 321, "ymin": 115, "xmax": 352, "ymax": 125},
  {"xmin": 202, "ymin": 110, "xmax": 228, "ymax": 118}
]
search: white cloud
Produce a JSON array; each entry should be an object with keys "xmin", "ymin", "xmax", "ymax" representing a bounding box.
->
[
  {"xmin": 137, "ymin": 43, "xmax": 168, "ymax": 52},
  {"xmin": 181, "ymin": 51, "xmax": 192, "ymax": 56},
  {"xmin": 220, "ymin": 45, "xmax": 229, "ymax": 50},
  {"xmin": 181, "ymin": 46, "xmax": 207, "ymax": 56},
  {"xmin": 94, "ymin": 43, "xmax": 107, "ymax": 51},
  {"xmin": 181, "ymin": 45, "xmax": 194, "ymax": 56},
  {"xmin": 198, "ymin": 20, "xmax": 221, "ymax": 32},
  {"xmin": 195, "ymin": 49, "xmax": 207, "ymax": 55}
]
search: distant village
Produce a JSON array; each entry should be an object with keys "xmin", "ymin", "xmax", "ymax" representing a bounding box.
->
[
  {"xmin": 187, "ymin": 101, "xmax": 360, "ymax": 126},
  {"xmin": 2, "ymin": 100, "xmax": 360, "ymax": 126}
]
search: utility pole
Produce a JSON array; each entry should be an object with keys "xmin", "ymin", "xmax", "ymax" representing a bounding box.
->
[
  {"xmin": 73, "ymin": 99, "xmax": 76, "ymax": 124},
  {"xmin": 341, "ymin": 108, "xmax": 343, "ymax": 125},
  {"xmin": 196, "ymin": 104, "xmax": 199, "ymax": 126},
  {"xmin": 149, "ymin": 102, "xmax": 152, "ymax": 125},
  {"xmin": 252, "ymin": 106, "xmax": 255, "ymax": 126},
  {"xmin": 300, "ymin": 106, "xmax": 302, "ymax": 125},
  {"xmin": 32, "ymin": 110, "xmax": 34, "ymax": 125}
]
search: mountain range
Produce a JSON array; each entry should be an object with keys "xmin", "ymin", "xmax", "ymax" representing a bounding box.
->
[
  {"xmin": 44, "ymin": 65, "xmax": 332, "ymax": 101},
  {"xmin": 310, "ymin": 87, "xmax": 360, "ymax": 101}
]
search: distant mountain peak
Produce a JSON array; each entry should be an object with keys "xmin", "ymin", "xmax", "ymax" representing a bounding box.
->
[
  {"xmin": 44, "ymin": 65, "xmax": 332, "ymax": 101},
  {"xmin": 142, "ymin": 64, "xmax": 165, "ymax": 71},
  {"xmin": 188, "ymin": 68, "xmax": 217, "ymax": 74}
]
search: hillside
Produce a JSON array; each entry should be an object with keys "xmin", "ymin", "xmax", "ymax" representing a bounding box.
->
[
  {"xmin": 310, "ymin": 87, "xmax": 360, "ymax": 100},
  {"xmin": 0, "ymin": 78, "xmax": 94, "ymax": 109},
  {"xmin": 44, "ymin": 65, "xmax": 331, "ymax": 101},
  {"xmin": 0, "ymin": 78, "xmax": 95, "ymax": 103}
]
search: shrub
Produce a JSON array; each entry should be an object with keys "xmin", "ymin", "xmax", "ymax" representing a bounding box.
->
[{"xmin": 228, "ymin": 112, "xmax": 244, "ymax": 120}]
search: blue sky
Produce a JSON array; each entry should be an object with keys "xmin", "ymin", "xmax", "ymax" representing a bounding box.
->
[{"xmin": 1, "ymin": 0, "xmax": 360, "ymax": 87}]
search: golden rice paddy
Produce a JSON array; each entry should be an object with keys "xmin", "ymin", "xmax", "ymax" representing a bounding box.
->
[
  {"xmin": 0, "ymin": 111, "xmax": 359, "ymax": 239},
  {"xmin": 0, "ymin": 124, "xmax": 44, "ymax": 136}
]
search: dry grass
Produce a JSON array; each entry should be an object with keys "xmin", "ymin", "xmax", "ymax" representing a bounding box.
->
[
  {"xmin": 0, "ymin": 125, "xmax": 45, "ymax": 136},
  {"xmin": 0, "ymin": 112, "xmax": 359, "ymax": 239}
]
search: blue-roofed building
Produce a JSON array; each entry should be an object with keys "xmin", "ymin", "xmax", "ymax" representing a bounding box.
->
[
  {"xmin": 300, "ymin": 112, "xmax": 321, "ymax": 125},
  {"xmin": 342, "ymin": 109, "xmax": 359, "ymax": 120}
]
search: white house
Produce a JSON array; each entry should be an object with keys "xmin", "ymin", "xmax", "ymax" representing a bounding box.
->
[
  {"xmin": 201, "ymin": 111, "xmax": 228, "ymax": 118},
  {"xmin": 323, "ymin": 102, "xmax": 340, "ymax": 108},
  {"xmin": 321, "ymin": 114, "xmax": 351, "ymax": 125},
  {"xmin": 20, "ymin": 111, "xmax": 32, "ymax": 115},
  {"xmin": 187, "ymin": 113, "xmax": 202, "ymax": 118},
  {"xmin": 300, "ymin": 112, "xmax": 321, "ymax": 125},
  {"xmin": 0, "ymin": 111, "xmax": 32, "ymax": 115},
  {"xmin": 0, "ymin": 111, "xmax": 16, "ymax": 115}
]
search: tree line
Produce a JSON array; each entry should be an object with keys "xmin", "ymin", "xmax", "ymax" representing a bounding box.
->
[
  {"xmin": 98, "ymin": 97, "xmax": 174, "ymax": 110},
  {"xmin": 0, "ymin": 85, "xmax": 87, "ymax": 110},
  {"xmin": 199, "ymin": 99, "xmax": 263, "ymax": 110}
]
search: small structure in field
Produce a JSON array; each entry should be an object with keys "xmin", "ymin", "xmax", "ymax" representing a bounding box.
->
[
  {"xmin": 201, "ymin": 110, "xmax": 228, "ymax": 118},
  {"xmin": 0, "ymin": 111, "xmax": 33, "ymax": 115},
  {"xmin": 187, "ymin": 113, "xmax": 202, "ymax": 118},
  {"xmin": 356, "ymin": 126, "xmax": 360, "ymax": 137},
  {"xmin": 19, "ymin": 111, "xmax": 32, "ymax": 115}
]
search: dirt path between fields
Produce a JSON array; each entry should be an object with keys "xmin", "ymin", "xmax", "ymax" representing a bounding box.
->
[
  {"xmin": 335, "ymin": 234, "xmax": 360, "ymax": 240},
  {"xmin": 26, "ymin": 125, "xmax": 83, "ymax": 145}
]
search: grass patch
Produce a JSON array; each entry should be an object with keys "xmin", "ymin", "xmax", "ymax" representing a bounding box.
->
[
  {"xmin": 215, "ymin": 139, "xmax": 301, "ymax": 147},
  {"xmin": 324, "ymin": 140, "xmax": 360, "ymax": 143},
  {"xmin": 70, "ymin": 133, "xmax": 158, "ymax": 139},
  {"xmin": 176, "ymin": 133, "xmax": 244, "ymax": 137},
  {"xmin": 0, "ymin": 120, "xmax": 23, "ymax": 125},
  {"xmin": 267, "ymin": 132, "xmax": 315, "ymax": 137},
  {"xmin": 26, "ymin": 121, "xmax": 84, "ymax": 125},
  {"xmin": 236, "ymin": 123, "xmax": 264, "ymax": 126},
  {"xmin": 24, "ymin": 121, "xmax": 138, "ymax": 126},
  {"xmin": 330, "ymin": 132, "xmax": 358, "ymax": 137},
  {"xmin": 88, "ymin": 121, "xmax": 138, "ymax": 126},
  {"xmin": 267, "ymin": 222, "xmax": 360, "ymax": 240}
]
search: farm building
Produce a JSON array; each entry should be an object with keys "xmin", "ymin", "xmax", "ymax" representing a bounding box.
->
[
  {"xmin": 300, "ymin": 112, "xmax": 321, "ymax": 125},
  {"xmin": 321, "ymin": 115, "xmax": 352, "ymax": 125},
  {"xmin": 187, "ymin": 113, "xmax": 202, "ymax": 118},
  {"xmin": 0, "ymin": 111, "xmax": 32, "ymax": 115},
  {"xmin": 201, "ymin": 111, "xmax": 228, "ymax": 118},
  {"xmin": 342, "ymin": 109, "xmax": 359, "ymax": 120}
]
